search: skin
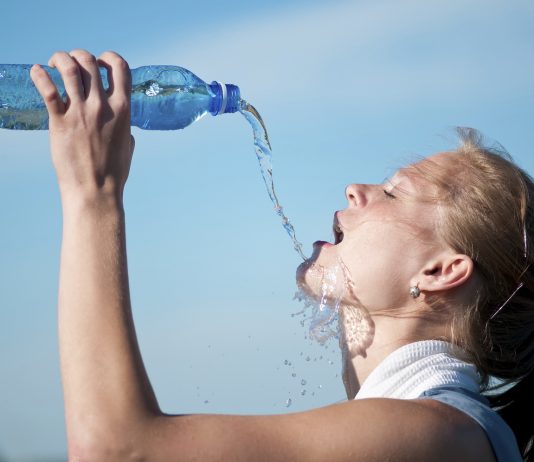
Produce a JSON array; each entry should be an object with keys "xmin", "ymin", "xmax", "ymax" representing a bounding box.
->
[
  {"xmin": 296, "ymin": 157, "xmax": 479, "ymax": 393},
  {"xmin": 31, "ymin": 49, "xmax": 496, "ymax": 461}
]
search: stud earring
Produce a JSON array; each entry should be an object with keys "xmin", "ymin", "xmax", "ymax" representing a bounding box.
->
[{"xmin": 409, "ymin": 284, "xmax": 421, "ymax": 299}]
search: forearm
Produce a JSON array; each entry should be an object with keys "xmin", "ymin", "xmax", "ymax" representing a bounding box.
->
[{"xmin": 58, "ymin": 195, "xmax": 159, "ymax": 450}]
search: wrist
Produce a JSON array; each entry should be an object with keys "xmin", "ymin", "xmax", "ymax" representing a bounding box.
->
[{"xmin": 60, "ymin": 188, "xmax": 125, "ymax": 218}]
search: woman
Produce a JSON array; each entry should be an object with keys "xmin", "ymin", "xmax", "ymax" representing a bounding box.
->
[{"xmin": 30, "ymin": 49, "xmax": 531, "ymax": 461}]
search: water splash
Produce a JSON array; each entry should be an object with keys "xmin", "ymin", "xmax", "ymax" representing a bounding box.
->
[
  {"xmin": 294, "ymin": 258, "xmax": 374, "ymax": 357},
  {"xmin": 294, "ymin": 259, "xmax": 349, "ymax": 344},
  {"xmin": 239, "ymin": 100, "xmax": 307, "ymax": 261}
]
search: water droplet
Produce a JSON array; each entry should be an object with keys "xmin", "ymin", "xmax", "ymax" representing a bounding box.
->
[
  {"xmin": 301, "ymin": 389, "xmax": 306, "ymax": 396},
  {"xmin": 284, "ymin": 359, "xmax": 289, "ymax": 365},
  {"xmin": 204, "ymin": 400, "xmax": 209, "ymax": 404},
  {"xmin": 301, "ymin": 379, "xmax": 307, "ymax": 386},
  {"xmin": 285, "ymin": 398, "xmax": 292, "ymax": 407},
  {"xmin": 305, "ymin": 356, "xmax": 311, "ymax": 362},
  {"xmin": 292, "ymin": 373, "xmax": 297, "ymax": 378},
  {"xmin": 318, "ymin": 384, "xmax": 323, "ymax": 389}
]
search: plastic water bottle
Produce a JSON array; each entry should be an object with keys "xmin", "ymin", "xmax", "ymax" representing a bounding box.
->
[{"xmin": 0, "ymin": 64, "xmax": 241, "ymax": 130}]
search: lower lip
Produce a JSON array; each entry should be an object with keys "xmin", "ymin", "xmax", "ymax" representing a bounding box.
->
[{"xmin": 313, "ymin": 240, "xmax": 334, "ymax": 250}]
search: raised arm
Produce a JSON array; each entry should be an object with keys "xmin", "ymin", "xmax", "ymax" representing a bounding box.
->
[{"xmin": 31, "ymin": 49, "xmax": 159, "ymax": 457}]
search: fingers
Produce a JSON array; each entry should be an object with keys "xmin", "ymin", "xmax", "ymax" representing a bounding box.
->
[
  {"xmin": 33, "ymin": 49, "xmax": 131, "ymax": 122},
  {"xmin": 69, "ymin": 49, "xmax": 104, "ymax": 100},
  {"xmin": 48, "ymin": 51, "xmax": 85, "ymax": 104},
  {"xmin": 98, "ymin": 51, "xmax": 131, "ymax": 103},
  {"xmin": 30, "ymin": 64, "xmax": 65, "ymax": 116}
]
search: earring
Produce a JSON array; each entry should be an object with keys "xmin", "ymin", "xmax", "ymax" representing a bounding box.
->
[{"xmin": 409, "ymin": 284, "xmax": 421, "ymax": 299}]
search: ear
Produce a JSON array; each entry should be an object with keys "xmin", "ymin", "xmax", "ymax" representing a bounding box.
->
[{"xmin": 416, "ymin": 253, "xmax": 475, "ymax": 294}]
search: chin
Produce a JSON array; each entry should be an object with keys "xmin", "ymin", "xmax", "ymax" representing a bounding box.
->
[
  {"xmin": 295, "ymin": 258, "xmax": 317, "ymax": 299},
  {"xmin": 295, "ymin": 244, "xmax": 349, "ymax": 304}
]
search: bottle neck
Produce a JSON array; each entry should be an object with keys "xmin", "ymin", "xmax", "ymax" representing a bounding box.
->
[{"xmin": 209, "ymin": 82, "xmax": 241, "ymax": 116}]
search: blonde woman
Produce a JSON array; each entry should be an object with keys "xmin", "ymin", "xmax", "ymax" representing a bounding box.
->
[{"xmin": 31, "ymin": 49, "xmax": 530, "ymax": 461}]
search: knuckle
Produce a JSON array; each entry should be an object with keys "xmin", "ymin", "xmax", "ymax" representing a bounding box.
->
[
  {"xmin": 90, "ymin": 99, "xmax": 105, "ymax": 116},
  {"xmin": 70, "ymin": 49, "xmax": 96, "ymax": 64},
  {"xmin": 62, "ymin": 63, "xmax": 80, "ymax": 78},
  {"xmin": 112, "ymin": 99, "xmax": 130, "ymax": 117},
  {"xmin": 100, "ymin": 51, "xmax": 129, "ymax": 69},
  {"xmin": 43, "ymin": 89, "xmax": 59, "ymax": 104},
  {"xmin": 49, "ymin": 50, "xmax": 69, "ymax": 65}
]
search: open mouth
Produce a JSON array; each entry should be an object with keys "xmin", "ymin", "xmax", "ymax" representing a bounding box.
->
[{"xmin": 333, "ymin": 218, "xmax": 344, "ymax": 244}]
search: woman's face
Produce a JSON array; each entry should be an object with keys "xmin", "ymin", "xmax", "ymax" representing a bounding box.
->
[{"xmin": 296, "ymin": 153, "xmax": 451, "ymax": 312}]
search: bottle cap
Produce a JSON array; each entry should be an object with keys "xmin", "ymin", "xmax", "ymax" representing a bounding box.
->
[{"xmin": 209, "ymin": 82, "xmax": 241, "ymax": 115}]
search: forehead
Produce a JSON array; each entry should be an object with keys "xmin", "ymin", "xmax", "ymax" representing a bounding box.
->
[
  {"xmin": 414, "ymin": 152, "xmax": 458, "ymax": 174},
  {"xmin": 393, "ymin": 152, "xmax": 456, "ymax": 186}
]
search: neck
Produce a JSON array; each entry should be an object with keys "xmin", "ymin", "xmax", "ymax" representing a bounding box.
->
[{"xmin": 340, "ymin": 305, "xmax": 449, "ymax": 399}]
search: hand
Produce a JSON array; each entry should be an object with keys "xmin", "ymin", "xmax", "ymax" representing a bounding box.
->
[{"xmin": 30, "ymin": 49, "xmax": 135, "ymax": 205}]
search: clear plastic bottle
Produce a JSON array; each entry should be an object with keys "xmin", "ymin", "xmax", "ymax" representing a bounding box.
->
[{"xmin": 0, "ymin": 64, "xmax": 241, "ymax": 130}]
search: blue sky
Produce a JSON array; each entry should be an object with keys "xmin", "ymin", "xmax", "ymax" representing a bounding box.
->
[{"xmin": 1, "ymin": 0, "xmax": 534, "ymax": 460}]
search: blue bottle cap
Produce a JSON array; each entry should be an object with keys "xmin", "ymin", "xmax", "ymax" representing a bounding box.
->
[{"xmin": 209, "ymin": 82, "xmax": 241, "ymax": 115}]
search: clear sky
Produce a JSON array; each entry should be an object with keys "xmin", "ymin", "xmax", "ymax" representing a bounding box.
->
[{"xmin": 1, "ymin": 0, "xmax": 534, "ymax": 460}]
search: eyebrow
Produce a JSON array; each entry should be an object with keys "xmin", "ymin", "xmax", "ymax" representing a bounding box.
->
[
  {"xmin": 387, "ymin": 169, "xmax": 408, "ymax": 184},
  {"xmin": 386, "ymin": 169, "xmax": 417, "ymax": 193}
]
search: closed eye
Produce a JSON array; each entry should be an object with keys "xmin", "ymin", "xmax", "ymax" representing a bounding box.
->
[{"xmin": 383, "ymin": 189, "xmax": 396, "ymax": 199}]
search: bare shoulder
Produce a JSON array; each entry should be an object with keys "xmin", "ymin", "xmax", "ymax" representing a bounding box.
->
[{"xmin": 134, "ymin": 398, "xmax": 497, "ymax": 461}]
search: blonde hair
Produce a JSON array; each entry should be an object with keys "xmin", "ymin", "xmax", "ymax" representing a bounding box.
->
[{"xmin": 427, "ymin": 128, "xmax": 534, "ymax": 459}]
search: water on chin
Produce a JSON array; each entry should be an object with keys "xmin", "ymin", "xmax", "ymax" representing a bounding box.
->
[
  {"xmin": 294, "ymin": 258, "xmax": 374, "ymax": 356},
  {"xmin": 294, "ymin": 258, "xmax": 350, "ymax": 344}
]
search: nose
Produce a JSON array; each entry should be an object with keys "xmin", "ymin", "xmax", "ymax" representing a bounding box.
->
[{"xmin": 345, "ymin": 184, "xmax": 367, "ymax": 206}]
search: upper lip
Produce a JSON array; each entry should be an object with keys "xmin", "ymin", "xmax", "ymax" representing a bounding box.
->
[{"xmin": 333, "ymin": 213, "xmax": 344, "ymax": 244}]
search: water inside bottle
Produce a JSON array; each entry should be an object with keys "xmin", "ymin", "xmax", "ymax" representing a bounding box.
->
[{"xmin": 238, "ymin": 100, "xmax": 307, "ymax": 261}]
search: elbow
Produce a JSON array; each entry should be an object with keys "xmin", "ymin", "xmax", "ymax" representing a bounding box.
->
[
  {"xmin": 67, "ymin": 420, "xmax": 154, "ymax": 462},
  {"xmin": 68, "ymin": 438, "xmax": 140, "ymax": 462}
]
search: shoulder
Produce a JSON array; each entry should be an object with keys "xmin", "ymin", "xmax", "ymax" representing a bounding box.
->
[
  {"xmin": 412, "ymin": 398, "xmax": 497, "ymax": 461},
  {"xmin": 136, "ymin": 398, "xmax": 496, "ymax": 462},
  {"xmin": 333, "ymin": 398, "xmax": 496, "ymax": 461}
]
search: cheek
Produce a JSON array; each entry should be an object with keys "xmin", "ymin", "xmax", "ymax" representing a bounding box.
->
[
  {"xmin": 342, "ymin": 261, "xmax": 407, "ymax": 310},
  {"xmin": 337, "ymin": 234, "xmax": 412, "ymax": 309}
]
